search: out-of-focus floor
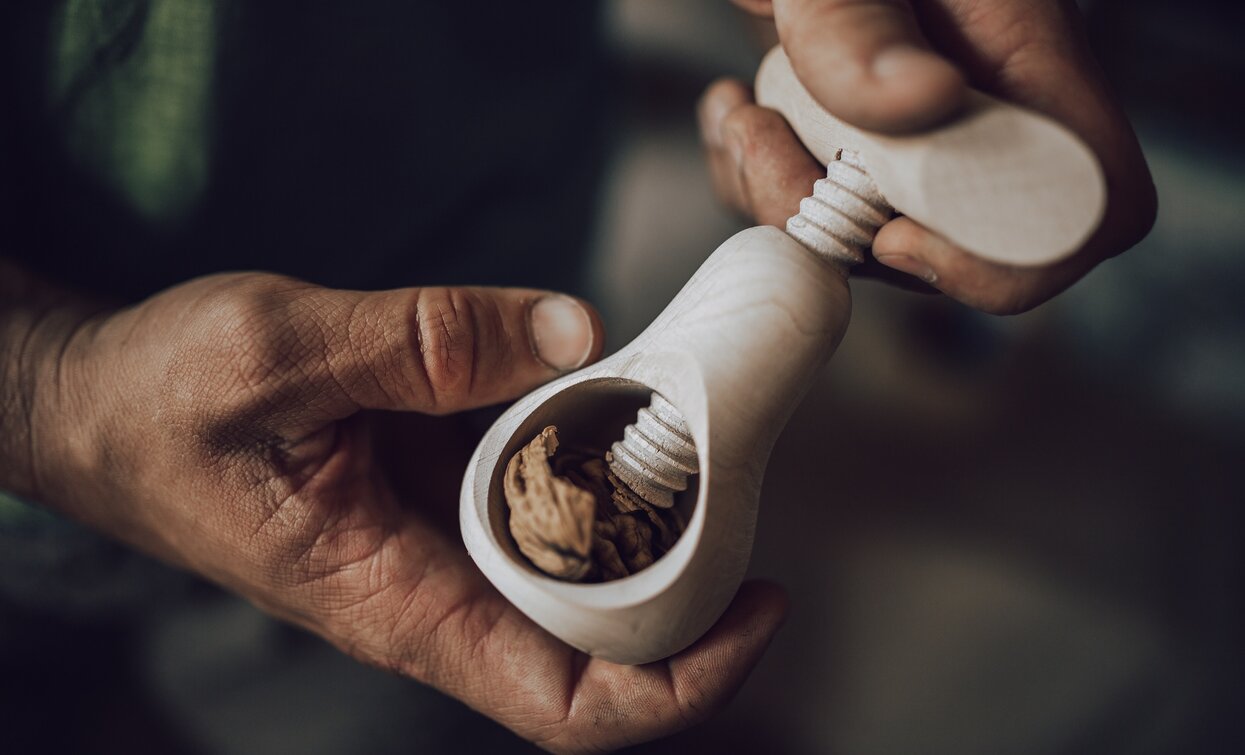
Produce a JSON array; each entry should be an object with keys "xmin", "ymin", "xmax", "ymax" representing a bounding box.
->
[{"xmin": 3, "ymin": 1, "xmax": 1241, "ymax": 753}]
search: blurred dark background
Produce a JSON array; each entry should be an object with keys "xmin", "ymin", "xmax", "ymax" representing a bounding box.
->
[{"xmin": 2, "ymin": 0, "xmax": 1242, "ymax": 752}]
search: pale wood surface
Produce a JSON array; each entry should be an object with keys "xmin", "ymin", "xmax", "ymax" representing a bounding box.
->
[{"xmin": 756, "ymin": 47, "xmax": 1105, "ymax": 266}]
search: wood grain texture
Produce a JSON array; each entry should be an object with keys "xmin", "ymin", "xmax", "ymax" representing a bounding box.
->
[{"xmin": 756, "ymin": 47, "xmax": 1105, "ymax": 266}]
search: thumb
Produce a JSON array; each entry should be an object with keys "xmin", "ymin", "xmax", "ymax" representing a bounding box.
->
[
  {"xmin": 759, "ymin": 0, "xmax": 967, "ymax": 133},
  {"xmin": 318, "ymin": 286, "xmax": 604, "ymax": 415}
]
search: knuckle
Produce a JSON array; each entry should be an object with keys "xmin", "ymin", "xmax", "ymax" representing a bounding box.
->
[
  {"xmin": 971, "ymin": 274, "xmax": 1047, "ymax": 315},
  {"xmin": 209, "ymin": 289, "xmax": 306, "ymax": 392},
  {"xmin": 719, "ymin": 107, "xmax": 813, "ymax": 226},
  {"xmin": 908, "ymin": 240, "xmax": 1055, "ymax": 315},
  {"xmin": 166, "ymin": 276, "xmax": 317, "ymax": 430},
  {"xmin": 978, "ymin": 295, "xmax": 1033, "ymax": 317},
  {"xmin": 1115, "ymin": 181, "xmax": 1159, "ymax": 255},
  {"xmin": 412, "ymin": 287, "xmax": 481, "ymax": 412},
  {"xmin": 722, "ymin": 105, "xmax": 786, "ymax": 161}
]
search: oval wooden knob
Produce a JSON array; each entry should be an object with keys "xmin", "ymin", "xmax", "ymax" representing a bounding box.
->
[{"xmin": 755, "ymin": 47, "xmax": 1106, "ymax": 267}]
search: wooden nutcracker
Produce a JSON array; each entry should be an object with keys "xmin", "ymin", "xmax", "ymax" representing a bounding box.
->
[{"xmin": 459, "ymin": 47, "xmax": 1105, "ymax": 665}]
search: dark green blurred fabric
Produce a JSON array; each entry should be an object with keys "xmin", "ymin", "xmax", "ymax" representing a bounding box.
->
[{"xmin": 1, "ymin": 0, "xmax": 606, "ymax": 300}]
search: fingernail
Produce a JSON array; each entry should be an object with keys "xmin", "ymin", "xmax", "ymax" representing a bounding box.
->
[
  {"xmin": 872, "ymin": 46, "xmax": 941, "ymax": 82},
  {"xmin": 876, "ymin": 254, "xmax": 938, "ymax": 283},
  {"xmin": 530, "ymin": 296, "xmax": 594, "ymax": 371}
]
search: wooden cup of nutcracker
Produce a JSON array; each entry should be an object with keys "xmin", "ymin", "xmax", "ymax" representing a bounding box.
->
[{"xmin": 459, "ymin": 47, "xmax": 1105, "ymax": 665}]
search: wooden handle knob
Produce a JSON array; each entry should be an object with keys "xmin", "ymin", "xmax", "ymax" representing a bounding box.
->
[{"xmin": 755, "ymin": 47, "xmax": 1105, "ymax": 267}]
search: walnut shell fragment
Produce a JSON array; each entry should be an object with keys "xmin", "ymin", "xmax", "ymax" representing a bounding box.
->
[
  {"xmin": 503, "ymin": 427, "xmax": 595, "ymax": 580},
  {"xmin": 503, "ymin": 425, "xmax": 691, "ymax": 583}
]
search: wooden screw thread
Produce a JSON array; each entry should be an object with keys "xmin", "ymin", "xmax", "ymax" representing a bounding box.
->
[
  {"xmin": 605, "ymin": 151, "xmax": 887, "ymax": 510},
  {"xmin": 608, "ymin": 392, "xmax": 699, "ymax": 509},
  {"xmin": 786, "ymin": 149, "xmax": 893, "ymax": 266},
  {"xmin": 606, "ymin": 152, "xmax": 886, "ymax": 510}
]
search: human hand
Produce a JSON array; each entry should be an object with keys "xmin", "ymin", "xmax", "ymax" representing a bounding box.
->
[
  {"xmin": 703, "ymin": 0, "xmax": 1157, "ymax": 313},
  {"xmin": 28, "ymin": 273, "xmax": 787, "ymax": 752}
]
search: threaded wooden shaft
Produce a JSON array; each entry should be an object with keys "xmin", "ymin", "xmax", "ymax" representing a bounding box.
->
[
  {"xmin": 609, "ymin": 152, "xmax": 886, "ymax": 506},
  {"xmin": 608, "ymin": 392, "xmax": 698, "ymax": 509},
  {"xmin": 786, "ymin": 149, "xmax": 893, "ymax": 265}
]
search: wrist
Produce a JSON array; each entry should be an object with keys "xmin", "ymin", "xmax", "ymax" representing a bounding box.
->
[
  {"xmin": 0, "ymin": 262, "xmax": 112, "ymax": 508},
  {"xmin": 27, "ymin": 313, "xmax": 114, "ymax": 508}
]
